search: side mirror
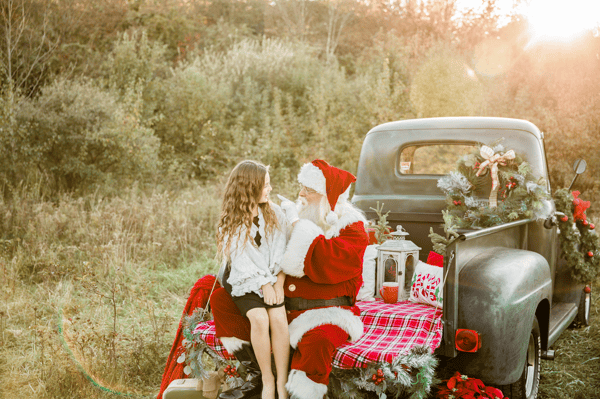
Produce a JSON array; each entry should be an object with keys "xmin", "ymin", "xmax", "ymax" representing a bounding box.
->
[
  {"xmin": 568, "ymin": 159, "xmax": 587, "ymax": 190},
  {"xmin": 573, "ymin": 159, "xmax": 587, "ymax": 174}
]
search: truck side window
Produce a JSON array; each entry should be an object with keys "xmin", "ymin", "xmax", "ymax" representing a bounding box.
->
[{"xmin": 399, "ymin": 144, "xmax": 476, "ymax": 175}]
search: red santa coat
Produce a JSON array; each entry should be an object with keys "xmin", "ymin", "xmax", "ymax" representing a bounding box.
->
[
  {"xmin": 281, "ymin": 217, "xmax": 368, "ymax": 347},
  {"xmin": 280, "ymin": 205, "xmax": 369, "ymax": 399}
]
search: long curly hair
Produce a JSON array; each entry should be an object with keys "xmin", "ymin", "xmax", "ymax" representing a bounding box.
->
[{"xmin": 217, "ymin": 160, "xmax": 279, "ymax": 262}]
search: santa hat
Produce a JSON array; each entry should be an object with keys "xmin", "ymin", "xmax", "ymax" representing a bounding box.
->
[{"xmin": 297, "ymin": 160, "xmax": 356, "ymax": 224}]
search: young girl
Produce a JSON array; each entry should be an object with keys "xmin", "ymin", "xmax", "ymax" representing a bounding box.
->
[{"xmin": 216, "ymin": 160, "xmax": 290, "ymax": 399}]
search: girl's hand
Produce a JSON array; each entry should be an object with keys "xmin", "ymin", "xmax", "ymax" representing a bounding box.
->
[
  {"xmin": 274, "ymin": 271, "xmax": 286, "ymax": 305},
  {"xmin": 273, "ymin": 283, "xmax": 285, "ymax": 305},
  {"xmin": 262, "ymin": 283, "xmax": 276, "ymax": 305}
]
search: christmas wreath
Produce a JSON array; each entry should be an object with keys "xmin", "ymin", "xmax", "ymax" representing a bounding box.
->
[
  {"xmin": 554, "ymin": 188, "xmax": 600, "ymax": 284},
  {"xmin": 437, "ymin": 140, "xmax": 550, "ymax": 230}
]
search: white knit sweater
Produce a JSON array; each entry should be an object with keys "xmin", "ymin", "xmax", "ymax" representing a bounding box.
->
[{"xmin": 224, "ymin": 204, "xmax": 289, "ymax": 297}]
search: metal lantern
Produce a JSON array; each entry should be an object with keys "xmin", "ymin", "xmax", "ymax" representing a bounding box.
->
[{"xmin": 376, "ymin": 225, "xmax": 421, "ymax": 301}]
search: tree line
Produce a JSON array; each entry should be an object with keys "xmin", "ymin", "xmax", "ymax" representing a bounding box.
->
[{"xmin": 1, "ymin": 0, "xmax": 598, "ymax": 207}]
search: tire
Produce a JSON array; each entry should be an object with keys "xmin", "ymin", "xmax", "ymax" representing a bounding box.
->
[
  {"xmin": 499, "ymin": 317, "xmax": 541, "ymax": 399},
  {"xmin": 574, "ymin": 289, "xmax": 591, "ymax": 327}
]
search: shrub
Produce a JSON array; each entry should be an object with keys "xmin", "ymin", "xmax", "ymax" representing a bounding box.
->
[
  {"xmin": 15, "ymin": 78, "xmax": 159, "ymax": 192},
  {"xmin": 410, "ymin": 45, "xmax": 484, "ymax": 118}
]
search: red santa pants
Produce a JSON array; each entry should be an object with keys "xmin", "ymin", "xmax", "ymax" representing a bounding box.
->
[{"xmin": 291, "ymin": 324, "xmax": 349, "ymax": 386}]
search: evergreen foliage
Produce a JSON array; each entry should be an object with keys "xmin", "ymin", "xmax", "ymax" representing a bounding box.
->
[
  {"xmin": 369, "ymin": 202, "xmax": 394, "ymax": 244},
  {"xmin": 554, "ymin": 188, "xmax": 600, "ymax": 283}
]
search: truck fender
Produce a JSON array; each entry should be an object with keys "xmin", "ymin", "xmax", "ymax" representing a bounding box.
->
[{"xmin": 454, "ymin": 247, "xmax": 552, "ymax": 385}]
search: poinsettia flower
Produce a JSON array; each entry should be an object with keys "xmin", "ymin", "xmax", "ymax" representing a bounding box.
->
[
  {"xmin": 447, "ymin": 372, "xmax": 461, "ymax": 389},
  {"xmin": 464, "ymin": 377, "xmax": 485, "ymax": 394},
  {"xmin": 484, "ymin": 386, "xmax": 505, "ymax": 398}
]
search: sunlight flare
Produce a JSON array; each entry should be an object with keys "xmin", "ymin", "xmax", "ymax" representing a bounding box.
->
[{"xmin": 524, "ymin": 0, "xmax": 600, "ymax": 42}]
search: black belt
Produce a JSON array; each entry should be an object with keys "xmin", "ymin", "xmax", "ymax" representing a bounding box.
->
[{"xmin": 285, "ymin": 296, "xmax": 352, "ymax": 311}]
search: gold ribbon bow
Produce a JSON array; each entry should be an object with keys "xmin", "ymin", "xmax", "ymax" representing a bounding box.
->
[{"xmin": 475, "ymin": 146, "xmax": 515, "ymax": 208}]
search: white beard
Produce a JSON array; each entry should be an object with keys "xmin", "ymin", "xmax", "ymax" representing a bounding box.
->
[{"xmin": 297, "ymin": 197, "xmax": 329, "ymax": 230}]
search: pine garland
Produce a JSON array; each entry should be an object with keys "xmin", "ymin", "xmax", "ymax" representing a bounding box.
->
[
  {"xmin": 327, "ymin": 345, "xmax": 439, "ymax": 399},
  {"xmin": 437, "ymin": 141, "xmax": 550, "ymax": 230},
  {"xmin": 553, "ymin": 188, "xmax": 600, "ymax": 284}
]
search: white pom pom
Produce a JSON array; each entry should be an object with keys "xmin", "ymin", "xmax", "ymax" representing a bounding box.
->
[{"xmin": 326, "ymin": 211, "xmax": 338, "ymax": 225}]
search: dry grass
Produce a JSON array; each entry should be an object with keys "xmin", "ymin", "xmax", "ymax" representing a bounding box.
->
[
  {"xmin": 0, "ymin": 183, "xmax": 223, "ymax": 398},
  {"xmin": 538, "ymin": 282, "xmax": 600, "ymax": 399}
]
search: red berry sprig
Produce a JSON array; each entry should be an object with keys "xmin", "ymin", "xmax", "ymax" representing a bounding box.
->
[
  {"xmin": 590, "ymin": 223, "xmax": 595, "ymax": 230},
  {"xmin": 587, "ymin": 251, "xmax": 594, "ymax": 258},
  {"xmin": 453, "ymin": 200, "xmax": 462, "ymax": 206},
  {"xmin": 224, "ymin": 365, "xmax": 239, "ymax": 378},
  {"xmin": 371, "ymin": 369, "xmax": 385, "ymax": 385},
  {"xmin": 560, "ymin": 215, "xmax": 569, "ymax": 222}
]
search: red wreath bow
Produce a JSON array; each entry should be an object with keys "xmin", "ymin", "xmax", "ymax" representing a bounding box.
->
[{"xmin": 572, "ymin": 191, "xmax": 590, "ymax": 224}]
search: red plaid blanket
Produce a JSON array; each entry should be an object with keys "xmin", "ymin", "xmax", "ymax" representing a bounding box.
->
[{"xmin": 192, "ymin": 299, "xmax": 443, "ymax": 369}]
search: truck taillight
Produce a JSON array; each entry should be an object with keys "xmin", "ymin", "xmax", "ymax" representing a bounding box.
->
[{"xmin": 455, "ymin": 329, "xmax": 481, "ymax": 352}]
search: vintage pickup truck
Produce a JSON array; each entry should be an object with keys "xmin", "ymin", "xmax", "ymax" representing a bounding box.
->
[
  {"xmin": 165, "ymin": 117, "xmax": 593, "ymax": 399},
  {"xmin": 352, "ymin": 116, "xmax": 592, "ymax": 399}
]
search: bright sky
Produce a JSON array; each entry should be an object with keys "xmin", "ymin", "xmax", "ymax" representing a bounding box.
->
[{"xmin": 458, "ymin": 0, "xmax": 600, "ymax": 42}]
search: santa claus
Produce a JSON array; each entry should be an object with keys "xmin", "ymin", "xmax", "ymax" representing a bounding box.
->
[{"xmin": 211, "ymin": 159, "xmax": 369, "ymax": 399}]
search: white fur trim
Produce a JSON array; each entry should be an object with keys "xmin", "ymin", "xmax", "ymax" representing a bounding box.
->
[
  {"xmin": 326, "ymin": 211, "xmax": 338, "ymax": 225},
  {"xmin": 280, "ymin": 219, "xmax": 324, "ymax": 278},
  {"xmin": 219, "ymin": 337, "xmax": 249, "ymax": 354},
  {"xmin": 325, "ymin": 202, "xmax": 367, "ymax": 239},
  {"xmin": 286, "ymin": 369, "xmax": 328, "ymax": 399},
  {"xmin": 298, "ymin": 163, "xmax": 327, "ymax": 195},
  {"xmin": 288, "ymin": 307, "xmax": 364, "ymax": 349}
]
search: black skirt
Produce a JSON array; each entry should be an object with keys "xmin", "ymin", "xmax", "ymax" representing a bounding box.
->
[{"xmin": 223, "ymin": 265, "xmax": 284, "ymax": 317}]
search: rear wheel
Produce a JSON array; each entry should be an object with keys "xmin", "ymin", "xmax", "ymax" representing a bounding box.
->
[{"xmin": 499, "ymin": 317, "xmax": 540, "ymax": 399}]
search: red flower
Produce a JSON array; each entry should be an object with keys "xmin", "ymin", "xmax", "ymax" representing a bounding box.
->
[
  {"xmin": 484, "ymin": 386, "xmax": 505, "ymax": 398},
  {"xmin": 437, "ymin": 371, "xmax": 508, "ymax": 399}
]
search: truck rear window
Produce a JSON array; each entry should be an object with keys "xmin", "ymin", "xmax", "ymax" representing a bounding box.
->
[{"xmin": 398, "ymin": 144, "xmax": 476, "ymax": 175}]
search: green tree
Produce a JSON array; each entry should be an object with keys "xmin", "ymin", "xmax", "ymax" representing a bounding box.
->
[{"xmin": 410, "ymin": 45, "xmax": 484, "ymax": 118}]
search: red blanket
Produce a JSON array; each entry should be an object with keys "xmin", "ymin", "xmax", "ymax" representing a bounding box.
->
[{"xmin": 191, "ymin": 299, "xmax": 443, "ymax": 369}]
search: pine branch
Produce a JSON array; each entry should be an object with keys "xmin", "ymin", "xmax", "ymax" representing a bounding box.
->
[
  {"xmin": 429, "ymin": 210, "xmax": 459, "ymax": 254},
  {"xmin": 369, "ymin": 201, "xmax": 393, "ymax": 244}
]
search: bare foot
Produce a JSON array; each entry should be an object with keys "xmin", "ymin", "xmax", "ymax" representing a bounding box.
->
[
  {"xmin": 276, "ymin": 380, "xmax": 288, "ymax": 399},
  {"xmin": 262, "ymin": 378, "xmax": 276, "ymax": 399}
]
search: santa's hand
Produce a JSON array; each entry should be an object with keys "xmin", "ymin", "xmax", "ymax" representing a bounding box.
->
[{"xmin": 277, "ymin": 194, "xmax": 299, "ymax": 224}]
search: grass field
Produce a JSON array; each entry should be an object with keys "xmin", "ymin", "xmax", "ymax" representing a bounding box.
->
[
  {"xmin": 538, "ymin": 293, "xmax": 600, "ymax": 399},
  {"xmin": 0, "ymin": 185, "xmax": 598, "ymax": 399}
]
